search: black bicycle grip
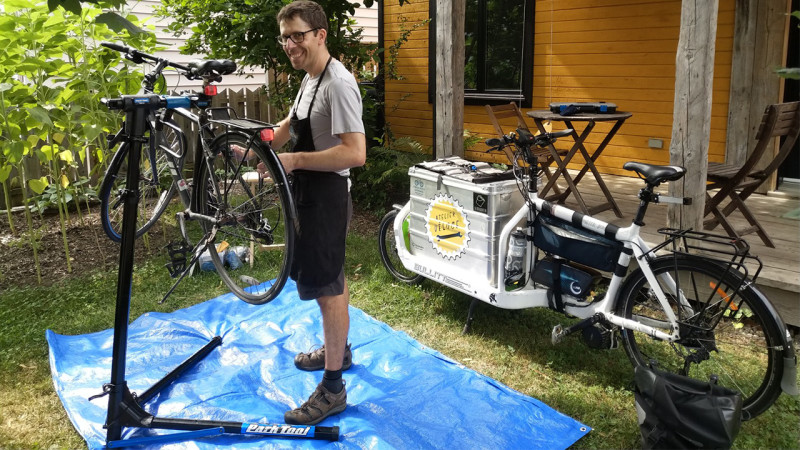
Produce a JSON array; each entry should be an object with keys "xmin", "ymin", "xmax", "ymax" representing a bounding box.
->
[
  {"xmin": 549, "ymin": 129, "xmax": 574, "ymax": 139},
  {"xmin": 485, "ymin": 137, "xmax": 503, "ymax": 147},
  {"xmin": 313, "ymin": 426, "xmax": 339, "ymax": 441},
  {"xmin": 101, "ymin": 42, "xmax": 131, "ymax": 54}
]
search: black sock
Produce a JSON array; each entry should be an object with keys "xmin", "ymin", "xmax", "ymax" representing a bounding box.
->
[{"xmin": 322, "ymin": 369, "xmax": 343, "ymax": 394}]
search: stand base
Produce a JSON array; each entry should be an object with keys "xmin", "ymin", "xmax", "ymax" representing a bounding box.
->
[{"xmin": 105, "ymin": 337, "xmax": 339, "ymax": 445}]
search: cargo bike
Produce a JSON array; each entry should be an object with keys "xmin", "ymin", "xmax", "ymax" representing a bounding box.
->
[{"xmin": 378, "ymin": 127, "xmax": 797, "ymax": 420}]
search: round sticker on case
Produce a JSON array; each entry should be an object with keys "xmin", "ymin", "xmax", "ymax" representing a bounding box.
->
[{"xmin": 425, "ymin": 194, "xmax": 470, "ymax": 259}]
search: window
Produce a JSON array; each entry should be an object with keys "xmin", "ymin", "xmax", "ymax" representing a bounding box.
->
[{"xmin": 428, "ymin": 0, "xmax": 534, "ymax": 107}]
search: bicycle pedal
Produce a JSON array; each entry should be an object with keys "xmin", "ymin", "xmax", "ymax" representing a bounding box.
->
[
  {"xmin": 551, "ymin": 324, "xmax": 565, "ymax": 345},
  {"xmin": 239, "ymin": 275, "xmax": 260, "ymax": 286},
  {"xmin": 164, "ymin": 240, "xmax": 191, "ymax": 278}
]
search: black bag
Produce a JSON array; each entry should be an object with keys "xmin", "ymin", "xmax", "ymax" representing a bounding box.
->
[
  {"xmin": 532, "ymin": 212, "xmax": 622, "ymax": 272},
  {"xmin": 634, "ymin": 365, "xmax": 743, "ymax": 449}
]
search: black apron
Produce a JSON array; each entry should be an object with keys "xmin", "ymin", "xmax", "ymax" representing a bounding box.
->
[{"xmin": 289, "ymin": 57, "xmax": 349, "ymax": 289}]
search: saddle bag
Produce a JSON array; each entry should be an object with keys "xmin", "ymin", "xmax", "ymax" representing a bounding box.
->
[{"xmin": 634, "ymin": 365, "xmax": 743, "ymax": 449}]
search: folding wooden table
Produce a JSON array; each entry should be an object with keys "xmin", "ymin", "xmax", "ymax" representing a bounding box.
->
[{"xmin": 527, "ymin": 110, "xmax": 631, "ymax": 218}]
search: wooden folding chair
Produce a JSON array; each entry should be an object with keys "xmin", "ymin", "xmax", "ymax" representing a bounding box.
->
[
  {"xmin": 704, "ymin": 101, "xmax": 800, "ymax": 247},
  {"xmin": 485, "ymin": 102, "xmax": 564, "ymax": 197}
]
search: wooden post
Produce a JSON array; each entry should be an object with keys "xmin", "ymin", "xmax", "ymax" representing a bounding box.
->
[
  {"xmin": 751, "ymin": 0, "xmax": 790, "ymax": 192},
  {"xmin": 668, "ymin": 0, "xmax": 719, "ymax": 231},
  {"xmin": 726, "ymin": 0, "xmax": 758, "ymax": 167},
  {"xmin": 434, "ymin": 0, "xmax": 465, "ymax": 159},
  {"xmin": 726, "ymin": 0, "xmax": 790, "ymax": 194}
]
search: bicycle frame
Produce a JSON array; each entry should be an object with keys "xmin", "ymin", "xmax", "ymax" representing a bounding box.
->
[
  {"xmin": 391, "ymin": 184, "xmax": 684, "ymax": 343},
  {"xmin": 159, "ymin": 105, "xmax": 211, "ymax": 210}
]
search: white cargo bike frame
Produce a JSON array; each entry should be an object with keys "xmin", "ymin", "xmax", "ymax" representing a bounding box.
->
[{"xmin": 392, "ymin": 190, "xmax": 683, "ymax": 342}]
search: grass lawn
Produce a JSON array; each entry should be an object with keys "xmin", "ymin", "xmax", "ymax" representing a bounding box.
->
[{"xmin": 0, "ymin": 225, "xmax": 798, "ymax": 448}]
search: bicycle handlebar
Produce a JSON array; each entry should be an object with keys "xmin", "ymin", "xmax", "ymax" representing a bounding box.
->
[
  {"xmin": 102, "ymin": 42, "xmax": 192, "ymax": 72},
  {"xmin": 485, "ymin": 128, "xmax": 573, "ymax": 149},
  {"xmin": 100, "ymin": 42, "xmax": 236, "ymax": 81}
]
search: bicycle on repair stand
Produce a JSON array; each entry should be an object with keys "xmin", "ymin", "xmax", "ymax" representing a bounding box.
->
[
  {"xmin": 100, "ymin": 42, "xmax": 296, "ymax": 305},
  {"xmin": 378, "ymin": 127, "xmax": 797, "ymax": 420}
]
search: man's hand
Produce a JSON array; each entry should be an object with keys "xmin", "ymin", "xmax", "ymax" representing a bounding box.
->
[
  {"xmin": 277, "ymin": 152, "xmax": 298, "ymax": 174},
  {"xmin": 229, "ymin": 144, "xmax": 269, "ymax": 177},
  {"xmin": 229, "ymin": 144, "xmax": 252, "ymax": 161}
]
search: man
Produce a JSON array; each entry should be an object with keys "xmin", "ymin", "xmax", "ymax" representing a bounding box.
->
[{"xmin": 268, "ymin": 0, "xmax": 366, "ymax": 425}]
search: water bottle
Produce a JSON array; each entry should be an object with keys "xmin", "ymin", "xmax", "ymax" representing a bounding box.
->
[
  {"xmin": 504, "ymin": 229, "xmax": 527, "ymax": 288},
  {"xmin": 224, "ymin": 246, "xmax": 250, "ymax": 270}
]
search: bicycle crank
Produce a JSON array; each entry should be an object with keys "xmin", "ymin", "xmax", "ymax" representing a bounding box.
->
[{"xmin": 551, "ymin": 313, "xmax": 618, "ymax": 349}]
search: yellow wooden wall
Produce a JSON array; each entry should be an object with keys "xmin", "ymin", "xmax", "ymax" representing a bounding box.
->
[
  {"xmin": 383, "ymin": 1, "xmax": 433, "ymax": 147},
  {"xmin": 383, "ymin": 0, "xmax": 735, "ymax": 176}
]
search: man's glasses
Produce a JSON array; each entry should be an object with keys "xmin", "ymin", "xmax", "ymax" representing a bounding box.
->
[{"xmin": 277, "ymin": 28, "xmax": 321, "ymax": 46}]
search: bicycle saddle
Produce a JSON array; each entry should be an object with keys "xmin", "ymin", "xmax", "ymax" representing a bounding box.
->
[
  {"xmin": 188, "ymin": 59, "xmax": 237, "ymax": 77},
  {"xmin": 623, "ymin": 162, "xmax": 686, "ymax": 186}
]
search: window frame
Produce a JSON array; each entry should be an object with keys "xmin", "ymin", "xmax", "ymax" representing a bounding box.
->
[{"xmin": 428, "ymin": 0, "xmax": 535, "ymax": 108}]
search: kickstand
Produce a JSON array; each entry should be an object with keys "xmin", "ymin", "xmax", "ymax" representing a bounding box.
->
[{"xmin": 462, "ymin": 298, "xmax": 479, "ymax": 335}]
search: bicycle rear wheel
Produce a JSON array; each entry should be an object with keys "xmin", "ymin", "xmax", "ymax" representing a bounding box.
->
[
  {"xmin": 194, "ymin": 131, "xmax": 295, "ymax": 304},
  {"xmin": 99, "ymin": 120, "xmax": 181, "ymax": 241},
  {"xmin": 378, "ymin": 209, "xmax": 423, "ymax": 284},
  {"xmin": 616, "ymin": 254, "xmax": 785, "ymax": 420}
]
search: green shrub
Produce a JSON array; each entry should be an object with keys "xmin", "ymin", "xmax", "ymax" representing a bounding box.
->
[{"xmin": 351, "ymin": 137, "xmax": 430, "ymax": 216}]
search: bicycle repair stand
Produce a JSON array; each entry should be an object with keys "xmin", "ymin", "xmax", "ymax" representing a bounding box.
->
[{"xmin": 99, "ymin": 95, "xmax": 338, "ymax": 447}]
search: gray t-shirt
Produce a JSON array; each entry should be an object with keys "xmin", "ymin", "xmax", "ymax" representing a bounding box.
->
[{"xmin": 292, "ymin": 58, "xmax": 365, "ymax": 177}]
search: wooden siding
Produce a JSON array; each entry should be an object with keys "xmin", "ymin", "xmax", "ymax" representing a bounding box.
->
[
  {"xmin": 353, "ymin": 5, "xmax": 380, "ymax": 43},
  {"xmin": 383, "ymin": 0, "xmax": 737, "ymax": 174},
  {"xmin": 384, "ymin": 0, "xmax": 434, "ymax": 147}
]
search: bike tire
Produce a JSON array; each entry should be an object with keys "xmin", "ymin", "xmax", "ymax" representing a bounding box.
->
[
  {"xmin": 194, "ymin": 131, "xmax": 295, "ymax": 305},
  {"xmin": 616, "ymin": 254, "xmax": 785, "ymax": 420},
  {"xmin": 378, "ymin": 209, "xmax": 423, "ymax": 284},
  {"xmin": 99, "ymin": 120, "xmax": 181, "ymax": 241}
]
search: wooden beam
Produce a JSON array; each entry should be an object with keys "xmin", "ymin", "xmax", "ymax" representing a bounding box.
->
[
  {"xmin": 726, "ymin": 0, "xmax": 757, "ymax": 167},
  {"xmin": 434, "ymin": 0, "xmax": 465, "ymax": 158},
  {"xmin": 726, "ymin": 0, "xmax": 790, "ymax": 193},
  {"xmin": 668, "ymin": 0, "xmax": 719, "ymax": 231}
]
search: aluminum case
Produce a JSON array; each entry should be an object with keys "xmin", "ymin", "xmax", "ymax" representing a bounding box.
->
[{"xmin": 407, "ymin": 157, "xmax": 526, "ymax": 288}]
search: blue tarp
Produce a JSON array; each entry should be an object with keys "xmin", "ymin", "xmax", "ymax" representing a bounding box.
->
[{"xmin": 47, "ymin": 280, "xmax": 590, "ymax": 449}]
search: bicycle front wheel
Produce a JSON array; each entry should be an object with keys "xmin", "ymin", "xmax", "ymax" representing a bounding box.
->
[
  {"xmin": 99, "ymin": 120, "xmax": 181, "ymax": 241},
  {"xmin": 195, "ymin": 131, "xmax": 295, "ymax": 304},
  {"xmin": 378, "ymin": 209, "xmax": 422, "ymax": 284},
  {"xmin": 616, "ymin": 254, "xmax": 785, "ymax": 420}
]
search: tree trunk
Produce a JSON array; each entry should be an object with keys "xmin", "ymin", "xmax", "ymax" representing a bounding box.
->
[{"xmin": 668, "ymin": 0, "xmax": 719, "ymax": 231}]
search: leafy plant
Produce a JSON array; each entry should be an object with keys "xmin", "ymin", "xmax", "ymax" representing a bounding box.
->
[
  {"xmin": 351, "ymin": 137, "xmax": 430, "ymax": 215},
  {"xmin": 0, "ymin": 0, "xmax": 156, "ymax": 278},
  {"xmin": 463, "ymin": 129, "xmax": 483, "ymax": 151}
]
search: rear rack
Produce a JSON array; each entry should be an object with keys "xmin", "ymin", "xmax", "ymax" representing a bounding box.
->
[
  {"xmin": 652, "ymin": 228, "xmax": 763, "ymax": 283},
  {"xmin": 208, "ymin": 107, "xmax": 275, "ymax": 131}
]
